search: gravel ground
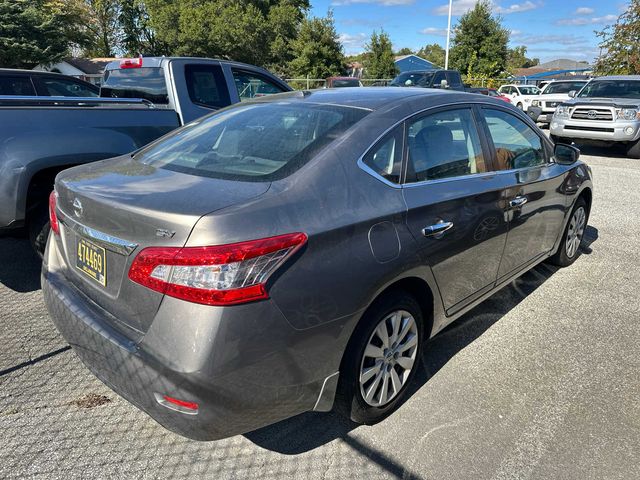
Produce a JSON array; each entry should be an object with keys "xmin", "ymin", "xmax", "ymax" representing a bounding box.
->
[{"xmin": 0, "ymin": 147, "xmax": 638, "ymax": 480}]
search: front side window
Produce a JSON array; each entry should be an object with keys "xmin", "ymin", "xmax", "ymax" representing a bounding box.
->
[
  {"xmin": 40, "ymin": 78, "xmax": 98, "ymax": 97},
  {"xmin": 362, "ymin": 127, "xmax": 403, "ymax": 184},
  {"xmin": 185, "ymin": 64, "xmax": 231, "ymax": 109},
  {"xmin": 406, "ymin": 108, "xmax": 486, "ymax": 182},
  {"xmin": 232, "ymin": 70, "xmax": 286, "ymax": 101},
  {"xmin": 517, "ymin": 85, "xmax": 541, "ymax": 95},
  {"xmin": 136, "ymin": 102, "xmax": 368, "ymax": 181},
  {"xmin": 483, "ymin": 108, "xmax": 545, "ymax": 170},
  {"xmin": 432, "ymin": 71, "xmax": 446, "ymax": 88}
]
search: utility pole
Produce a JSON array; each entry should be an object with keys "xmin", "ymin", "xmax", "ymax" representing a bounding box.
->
[{"xmin": 445, "ymin": 0, "xmax": 453, "ymax": 69}]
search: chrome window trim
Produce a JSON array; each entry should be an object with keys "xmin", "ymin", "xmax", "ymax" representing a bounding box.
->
[
  {"xmin": 59, "ymin": 213, "xmax": 138, "ymax": 256},
  {"xmin": 356, "ymin": 100, "xmax": 550, "ymax": 189}
]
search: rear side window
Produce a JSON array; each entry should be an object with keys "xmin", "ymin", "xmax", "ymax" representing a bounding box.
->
[
  {"xmin": 447, "ymin": 72, "xmax": 463, "ymax": 88},
  {"xmin": 39, "ymin": 77, "xmax": 98, "ymax": 97},
  {"xmin": 0, "ymin": 76, "xmax": 36, "ymax": 95},
  {"xmin": 137, "ymin": 102, "xmax": 369, "ymax": 181},
  {"xmin": 185, "ymin": 64, "xmax": 231, "ymax": 109},
  {"xmin": 406, "ymin": 108, "xmax": 486, "ymax": 182},
  {"xmin": 483, "ymin": 108, "xmax": 545, "ymax": 170},
  {"xmin": 101, "ymin": 67, "xmax": 168, "ymax": 104},
  {"xmin": 362, "ymin": 127, "xmax": 403, "ymax": 184},
  {"xmin": 232, "ymin": 70, "xmax": 286, "ymax": 101}
]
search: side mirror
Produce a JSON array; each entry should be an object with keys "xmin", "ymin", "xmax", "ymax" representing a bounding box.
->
[
  {"xmin": 568, "ymin": 90, "xmax": 576, "ymax": 98},
  {"xmin": 554, "ymin": 143, "xmax": 580, "ymax": 165},
  {"xmin": 440, "ymin": 79, "xmax": 449, "ymax": 89}
]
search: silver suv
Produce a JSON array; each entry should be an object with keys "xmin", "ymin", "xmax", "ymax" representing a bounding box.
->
[{"xmin": 550, "ymin": 75, "xmax": 640, "ymax": 158}]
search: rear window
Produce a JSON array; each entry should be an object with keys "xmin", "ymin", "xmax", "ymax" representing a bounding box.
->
[
  {"xmin": 542, "ymin": 82, "xmax": 587, "ymax": 95},
  {"xmin": 136, "ymin": 102, "xmax": 369, "ymax": 181},
  {"xmin": 101, "ymin": 67, "xmax": 168, "ymax": 104},
  {"xmin": 390, "ymin": 72, "xmax": 434, "ymax": 87},
  {"xmin": 332, "ymin": 79, "xmax": 360, "ymax": 88}
]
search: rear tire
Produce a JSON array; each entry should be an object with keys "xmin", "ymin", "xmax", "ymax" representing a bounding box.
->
[
  {"xmin": 549, "ymin": 197, "xmax": 588, "ymax": 267},
  {"xmin": 336, "ymin": 290, "xmax": 425, "ymax": 425},
  {"xmin": 28, "ymin": 204, "xmax": 50, "ymax": 258},
  {"xmin": 626, "ymin": 139, "xmax": 640, "ymax": 159}
]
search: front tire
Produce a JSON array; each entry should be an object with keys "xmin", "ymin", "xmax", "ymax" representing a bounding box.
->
[
  {"xmin": 517, "ymin": 102, "xmax": 523, "ymax": 110},
  {"xmin": 336, "ymin": 291, "xmax": 424, "ymax": 425},
  {"xmin": 549, "ymin": 197, "xmax": 588, "ymax": 267}
]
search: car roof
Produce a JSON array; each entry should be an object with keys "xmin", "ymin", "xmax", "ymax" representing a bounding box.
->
[
  {"xmin": 591, "ymin": 75, "xmax": 640, "ymax": 81},
  {"xmin": 254, "ymin": 87, "xmax": 470, "ymax": 111},
  {"xmin": 104, "ymin": 56, "xmax": 273, "ymax": 71},
  {"xmin": 0, "ymin": 68, "xmax": 85, "ymax": 78}
]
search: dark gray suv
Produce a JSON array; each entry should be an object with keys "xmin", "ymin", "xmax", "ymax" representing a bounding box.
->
[{"xmin": 43, "ymin": 88, "xmax": 593, "ymax": 441}]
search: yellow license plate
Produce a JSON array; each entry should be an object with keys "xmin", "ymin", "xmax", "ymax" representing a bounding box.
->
[{"xmin": 76, "ymin": 237, "xmax": 107, "ymax": 286}]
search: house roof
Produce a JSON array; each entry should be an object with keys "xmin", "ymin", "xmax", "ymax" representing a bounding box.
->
[{"xmin": 63, "ymin": 58, "xmax": 115, "ymax": 75}]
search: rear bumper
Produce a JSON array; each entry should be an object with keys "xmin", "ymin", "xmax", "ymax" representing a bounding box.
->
[{"xmin": 42, "ymin": 238, "xmax": 344, "ymax": 441}]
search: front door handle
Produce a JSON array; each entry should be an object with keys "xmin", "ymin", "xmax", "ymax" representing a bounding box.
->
[
  {"xmin": 509, "ymin": 196, "xmax": 528, "ymax": 208},
  {"xmin": 422, "ymin": 221, "xmax": 454, "ymax": 238}
]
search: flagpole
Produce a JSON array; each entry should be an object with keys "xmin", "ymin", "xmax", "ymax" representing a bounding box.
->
[{"xmin": 445, "ymin": 0, "xmax": 453, "ymax": 69}]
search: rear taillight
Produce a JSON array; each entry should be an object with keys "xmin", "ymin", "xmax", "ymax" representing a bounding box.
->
[
  {"xmin": 128, "ymin": 232, "xmax": 307, "ymax": 306},
  {"xmin": 49, "ymin": 191, "xmax": 60, "ymax": 235},
  {"xmin": 120, "ymin": 55, "xmax": 143, "ymax": 69}
]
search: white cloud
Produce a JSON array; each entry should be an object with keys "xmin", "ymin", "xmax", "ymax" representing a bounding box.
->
[
  {"xmin": 494, "ymin": 1, "xmax": 540, "ymax": 14},
  {"xmin": 556, "ymin": 14, "xmax": 618, "ymax": 25},
  {"xmin": 433, "ymin": 0, "xmax": 542, "ymax": 15},
  {"xmin": 332, "ymin": 0, "xmax": 413, "ymax": 6},
  {"xmin": 338, "ymin": 33, "xmax": 368, "ymax": 54},
  {"xmin": 575, "ymin": 7, "xmax": 594, "ymax": 15},
  {"xmin": 419, "ymin": 27, "xmax": 449, "ymax": 36},
  {"xmin": 511, "ymin": 33, "xmax": 589, "ymax": 46}
]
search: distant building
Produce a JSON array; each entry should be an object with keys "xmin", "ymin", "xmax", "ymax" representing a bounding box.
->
[
  {"xmin": 394, "ymin": 54, "xmax": 438, "ymax": 73},
  {"xmin": 33, "ymin": 58, "xmax": 116, "ymax": 86},
  {"xmin": 514, "ymin": 58, "xmax": 593, "ymax": 83}
]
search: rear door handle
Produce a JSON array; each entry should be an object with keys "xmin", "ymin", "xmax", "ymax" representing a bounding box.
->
[
  {"xmin": 509, "ymin": 196, "xmax": 528, "ymax": 208},
  {"xmin": 422, "ymin": 221, "xmax": 454, "ymax": 238}
]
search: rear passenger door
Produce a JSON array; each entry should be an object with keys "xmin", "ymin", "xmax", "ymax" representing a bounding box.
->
[
  {"xmin": 479, "ymin": 107, "xmax": 568, "ymax": 280},
  {"xmin": 402, "ymin": 106, "xmax": 511, "ymax": 315}
]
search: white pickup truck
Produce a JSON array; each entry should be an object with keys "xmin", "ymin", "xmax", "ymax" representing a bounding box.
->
[{"xmin": 550, "ymin": 76, "xmax": 640, "ymax": 158}]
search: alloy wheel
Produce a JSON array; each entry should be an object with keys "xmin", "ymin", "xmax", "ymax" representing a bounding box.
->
[
  {"xmin": 359, "ymin": 310, "xmax": 418, "ymax": 407},
  {"xmin": 566, "ymin": 206, "xmax": 586, "ymax": 258}
]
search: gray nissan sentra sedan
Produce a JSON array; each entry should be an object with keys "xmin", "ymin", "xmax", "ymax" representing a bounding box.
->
[{"xmin": 43, "ymin": 88, "xmax": 593, "ymax": 441}]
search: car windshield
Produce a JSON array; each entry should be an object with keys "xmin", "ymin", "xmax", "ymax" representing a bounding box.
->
[
  {"xmin": 518, "ymin": 86, "xmax": 540, "ymax": 95},
  {"xmin": 332, "ymin": 79, "xmax": 360, "ymax": 87},
  {"xmin": 542, "ymin": 82, "xmax": 587, "ymax": 95},
  {"xmin": 577, "ymin": 80, "xmax": 640, "ymax": 99},
  {"xmin": 390, "ymin": 72, "xmax": 434, "ymax": 87},
  {"xmin": 136, "ymin": 102, "xmax": 369, "ymax": 181},
  {"xmin": 101, "ymin": 67, "xmax": 168, "ymax": 104}
]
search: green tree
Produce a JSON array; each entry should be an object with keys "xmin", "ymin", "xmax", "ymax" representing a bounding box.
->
[
  {"xmin": 83, "ymin": 0, "xmax": 122, "ymax": 57},
  {"xmin": 417, "ymin": 43, "xmax": 445, "ymax": 67},
  {"xmin": 449, "ymin": 0, "xmax": 509, "ymax": 78},
  {"xmin": 395, "ymin": 47, "xmax": 414, "ymax": 56},
  {"xmin": 0, "ymin": 0, "xmax": 90, "ymax": 68},
  {"xmin": 145, "ymin": 0, "xmax": 308, "ymax": 69},
  {"xmin": 363, "ymin": 30, "xmax": 398, "ymax": 79},
  {"xmin": 507, "ymin": 45, "xmax": 539, "ymax": 71},
  {"xmin": 594, "ymin": 0, "xmax": 640, "ymax": 75},
  {"xmin": 288, "ymin": 11, "xmax": 344, "ymax": 79},
  {"xmin": 119, "ymin": 0, "xmax": 166, "ymax": 55}
]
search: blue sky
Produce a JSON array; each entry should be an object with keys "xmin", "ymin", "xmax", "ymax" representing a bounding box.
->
[{"xmin": 310, "ymin": 0, "xmax": 629, "ymax": 63}]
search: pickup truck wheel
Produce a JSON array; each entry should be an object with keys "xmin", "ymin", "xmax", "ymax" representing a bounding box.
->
[
  {"xmin": 28, "ymin": 205, "xmax": 50, "ymax": 258},
  {"xmin": 336, "ymin": 290, "xmax": 424, "ymax": 425},
  {"xmin": 626, "ymin": 139, "xmax": 640, "ymax": 159},
  {"xmin": 516, "ymin": 102, "xmax": 523, "ymax": 110}
]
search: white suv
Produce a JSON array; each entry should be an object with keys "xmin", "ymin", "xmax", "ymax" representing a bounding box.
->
[
  {"xmin": 497, "ymin": 84, "xmax": 541, "ymax": 112},
  {"xmin": 530, "ymin": 80, "xmax": 589, "ymax": 125}
]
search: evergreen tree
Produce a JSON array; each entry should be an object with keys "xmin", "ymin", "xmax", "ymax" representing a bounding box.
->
[{"xmin": 364, "ymin": 30, "xmax": 398, "ymax": 79}]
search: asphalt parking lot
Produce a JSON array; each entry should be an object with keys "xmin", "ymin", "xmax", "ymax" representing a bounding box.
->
[{"xmin": 1, "ymin": 146, "xmax": 639, "ymax": 480}]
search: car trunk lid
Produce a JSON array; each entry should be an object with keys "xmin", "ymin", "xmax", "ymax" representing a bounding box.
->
[{"xmin": 54, "ymin": 155, "xmax": 270, "ymax": 336}]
